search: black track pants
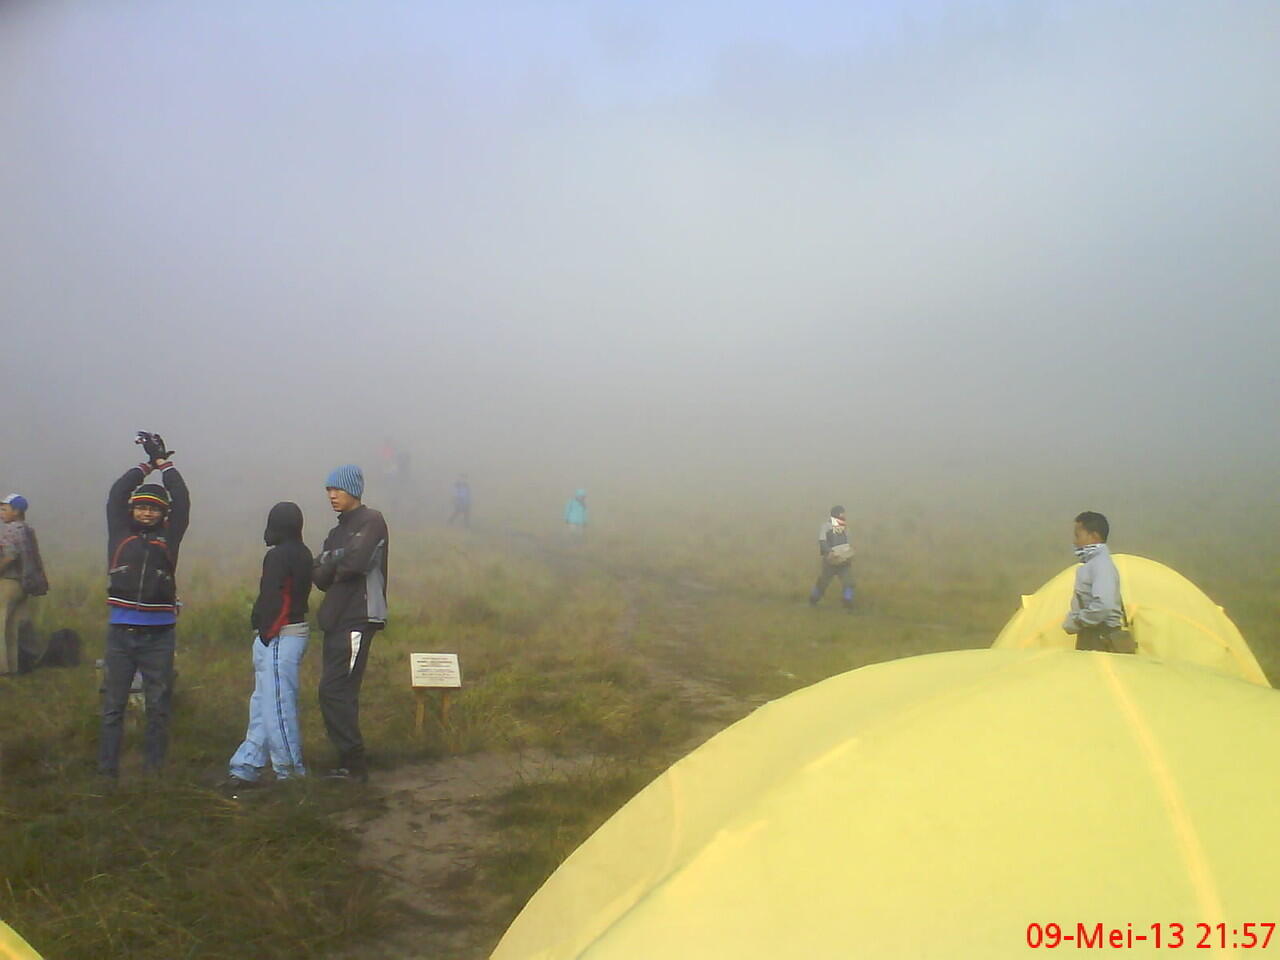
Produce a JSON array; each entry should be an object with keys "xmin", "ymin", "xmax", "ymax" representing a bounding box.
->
[{"xmin": 319, "ymin": 624, "xmax": 378, "ymax": 771}]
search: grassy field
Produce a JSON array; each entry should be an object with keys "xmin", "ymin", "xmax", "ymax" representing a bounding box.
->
[{"xmin": 1, "ymin": 503, "xmax": 1276, "ymax": 958}]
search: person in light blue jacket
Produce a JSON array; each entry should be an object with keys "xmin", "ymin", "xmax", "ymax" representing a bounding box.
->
[
  {"xmin": 1062, "ymin": 510, "xmax": 1129, "ymax": 652},
  {"xmin": 564, "ymin": 489, "xmax": 588, "ymax": 534}
]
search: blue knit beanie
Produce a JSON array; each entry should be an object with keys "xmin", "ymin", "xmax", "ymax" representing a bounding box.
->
[{"xmin": 325, "ymin": 464, "xmax": 364, "ymax": 499}]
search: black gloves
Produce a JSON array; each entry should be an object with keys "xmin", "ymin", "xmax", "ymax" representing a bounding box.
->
[{"xmin": 135, "ymin": 431, "xmax": 175, "ymax": 465}]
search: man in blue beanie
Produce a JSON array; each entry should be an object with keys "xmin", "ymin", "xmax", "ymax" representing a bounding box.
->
[{"xmin": 313, "ymin": 464, "xmax": 389, "ymax": 782}]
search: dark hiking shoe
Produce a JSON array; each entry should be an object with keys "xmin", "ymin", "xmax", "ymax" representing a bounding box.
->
[
  {"xmin": 323, "ymin": 767, "xmax": 368, "ymax": 784},
  {"xmin": 218, "ymin": 775, "xmax": 261, "ymax": 796}
]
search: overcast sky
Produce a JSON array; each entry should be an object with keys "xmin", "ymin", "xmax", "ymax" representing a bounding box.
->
[{"xmin": 1, "ymin": 0, "xmax": 1277, "ymax": 538}]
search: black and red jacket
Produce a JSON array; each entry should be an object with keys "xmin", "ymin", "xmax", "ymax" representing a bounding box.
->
[
  {"xmin": 106, "ymin": 463, "xmax": 190, "ymax": 614},
  {"xmin": 252, "ymin": 502, "xmax": 313, "ymax": 640}
]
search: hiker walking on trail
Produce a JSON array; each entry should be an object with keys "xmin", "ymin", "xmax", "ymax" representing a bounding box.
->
[
  {"xmin": 314, "ymin": 465, "xmax": 388, "ymax": 783},
  {"xmin": 1063, "ymin": 511, "xmax": 1129, "ymax": 652},
  {"xmin": 0, "ymin": 494, "xmax": 47, "ymax": 674},
  {"xmin": 564, "ymin": 489, "xmax": 588, "ymax": 535},
  {"xmin": 448, "ymin": 475, "xmax": 471, "ymax": 528},
  {"xmin": 810, "ymin": 506, "xmax": 855, "ymax": 611},
  {"xmin": 99, "ymin": 432, "xmax": 190, "ymax": 778},
  {"xmin": 224, "ymin": 502, "xmax": 314, "ymax": 790}
]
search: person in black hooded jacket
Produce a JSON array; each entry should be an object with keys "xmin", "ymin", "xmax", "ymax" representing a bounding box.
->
[{"xmin": 224, "ymin": 502, "xmax": 313, "ymax": 788}]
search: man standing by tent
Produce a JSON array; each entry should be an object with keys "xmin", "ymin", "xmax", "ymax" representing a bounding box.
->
[
  {"xmin": 0, "ymin": 494, "xmax": 47, "ymax": 674},
  {"xmin": 810, "ymin": 505, "xmax": 855, "ymax": 611},
  {"xmin": 100, "ymin": 432, "xmax": 190, "ymax": 777},
  {"xmin": 314, "ymin": 465, "xmax": 388, "ymax": 782},
  {"xmin": 1062, "ymin": 510, "xmax": 1128, "ymax": 652}
]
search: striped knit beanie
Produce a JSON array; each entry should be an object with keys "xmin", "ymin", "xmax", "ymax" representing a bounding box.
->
[
  {"xmin": 129, "ymin": 484, "xmax": 171, "ymax": 511},
  {"xmin": 325, "ymin": 464, "xmax": 364, "ymax": 499}
]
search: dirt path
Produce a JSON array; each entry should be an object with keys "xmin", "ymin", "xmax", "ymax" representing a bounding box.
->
[
  {"xmin": 327, "ymin": 750, "xmax": 600, "ymax": 960},
  {"xmin": 327, "ymin": 546, "xmax": 761, "ymax": 960}
]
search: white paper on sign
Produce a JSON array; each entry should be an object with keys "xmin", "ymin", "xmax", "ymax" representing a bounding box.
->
[{"xmin": 410, "ymin": 653, "xmax": 462, "ymax": 688}]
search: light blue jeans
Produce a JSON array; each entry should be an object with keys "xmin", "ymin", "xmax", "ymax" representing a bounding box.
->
[{"xmin": 228, "ymin": 623, "xmax": 308, "ymax": 781}]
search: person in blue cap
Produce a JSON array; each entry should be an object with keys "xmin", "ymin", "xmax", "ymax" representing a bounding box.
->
[
  {"xmin": 0, "ymin": 493, "xmax": 46, "ymax": 674},
  {"xmin": 313, "ymin": 465, "xmax": 389, "ymax": 782}
]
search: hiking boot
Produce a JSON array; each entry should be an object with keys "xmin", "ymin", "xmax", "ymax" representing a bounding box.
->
[{"xmin": 324, "ymin": 767, "xmax": 368, "ymax": 784}]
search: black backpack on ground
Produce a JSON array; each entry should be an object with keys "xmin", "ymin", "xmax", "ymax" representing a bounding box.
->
[{"xmin": 41, "ymin": 629, "xmax": 81, "ymax": 668}]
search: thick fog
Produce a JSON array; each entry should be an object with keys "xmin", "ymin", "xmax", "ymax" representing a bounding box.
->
[{"xmin": 2, "ymin": 0, "xmax": 1277, "ymax": 545}]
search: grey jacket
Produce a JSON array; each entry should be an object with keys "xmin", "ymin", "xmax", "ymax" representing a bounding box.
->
[
  {"xmin": 313, "ymin": 504, "xmax": 389, "ymax": 632},
  {"xmin": 1063, "ymin": 543, "xmax": 1124, "ymax": 633},
  {"xmin": 817, "ymin": 519, "xmax": 851, "ymax": 560}
]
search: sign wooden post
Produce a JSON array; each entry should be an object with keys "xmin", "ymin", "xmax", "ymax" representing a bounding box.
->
[
  {"xmin": 410, "ymin": 653, "xmax": 462, "ymax": 735},
  {"xmin": 414, "ymin": 689, "xmax": 429, "ymax": 734}
]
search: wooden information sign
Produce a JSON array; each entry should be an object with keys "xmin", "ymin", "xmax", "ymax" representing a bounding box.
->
[
  {"xmin": 410, "ymin": 653, "xmax": 462, "ymax": 689},
  {"xmin": 410, "ymin": 653, "xmax": 462, "ymax": 733}
]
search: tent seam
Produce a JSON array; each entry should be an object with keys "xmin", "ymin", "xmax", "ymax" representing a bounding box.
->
[{"xmin": 1096, "ymin": 655, "xmax": 1231, "ymax": 957}]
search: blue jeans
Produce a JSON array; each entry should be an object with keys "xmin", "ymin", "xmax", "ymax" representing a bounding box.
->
[
  {"xmin": 228, "ymin": 623, "xmax": 309, "ymax": 781},
  {"xmin": 98, "ymin": 623, "xmax": 176, "ymax": 776}
]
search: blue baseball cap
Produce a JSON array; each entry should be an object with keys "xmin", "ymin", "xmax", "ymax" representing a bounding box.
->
[{"xmin": 2, "ymin": 494, "xmax": 28, "ymax": 513}]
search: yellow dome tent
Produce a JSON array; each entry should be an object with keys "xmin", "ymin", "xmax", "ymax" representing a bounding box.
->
[
  {"xmin": 993, "ymin": 554, "xmax": 1268, "ymax": 687},
  {"xmin": 491, "ymin": 649, "xmax": 1280, "ymax": 959},
  {"xmin": 0, "ymin": 919, "xmax": 41, "ymax": 960}
]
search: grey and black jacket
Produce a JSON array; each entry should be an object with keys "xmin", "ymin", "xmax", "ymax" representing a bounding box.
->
[
  {"xmin": 313, "ymin": 504, "xmax": 388, "ymax": 632},
  {"xmin": 817, "ymin": 518, "xmax": 850, "ymax": 562}
]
